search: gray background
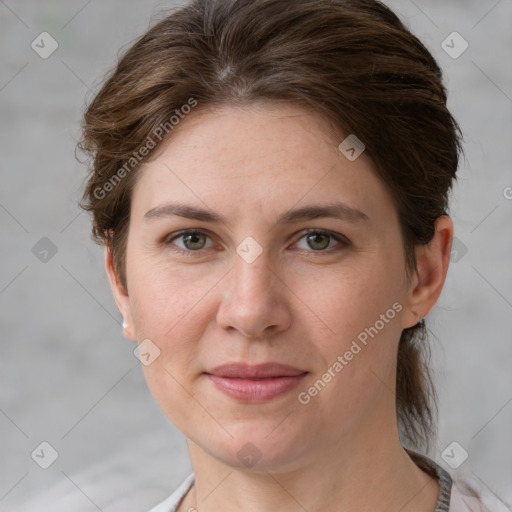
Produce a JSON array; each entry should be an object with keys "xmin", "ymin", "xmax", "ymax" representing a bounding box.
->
[{"xmin": 1, "ymin": 1, "xmax": 511, "ymax": 510}]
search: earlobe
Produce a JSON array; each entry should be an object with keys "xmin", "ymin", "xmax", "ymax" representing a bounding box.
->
[
  {"xmin": 401, "ymin": 216, "xmax": 454, "ymax": 329},
  {"xmin": 104, "ymin": 246, "xmax": 137, "ymax": 341}
]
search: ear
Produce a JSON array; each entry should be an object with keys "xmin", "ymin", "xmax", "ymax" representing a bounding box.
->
[
  {"xmin": 401, "ymin": 215, "xmax": 454, "ymax": 329},
  {"xmin": 105, "ymin": 246, "xmax": 137, "ymax": 341}
]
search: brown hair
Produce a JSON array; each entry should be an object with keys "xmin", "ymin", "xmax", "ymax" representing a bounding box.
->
[{"xmin": 78, "ymin": 0, "xmax": 463, "ymax": 450}]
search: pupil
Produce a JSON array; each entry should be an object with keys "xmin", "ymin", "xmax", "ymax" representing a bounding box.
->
[
  {"xmin": 308, "ymin": 233, "xmax": 328, "ymax": 250},
  {"xmin": 185, "ymin": 233, "xmax": 204, "ymax": 250}
]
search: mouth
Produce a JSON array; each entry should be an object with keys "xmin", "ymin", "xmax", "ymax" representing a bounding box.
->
[{"xmin": 204, "ymin": 362, "xmax": 308, "ymax": 403}]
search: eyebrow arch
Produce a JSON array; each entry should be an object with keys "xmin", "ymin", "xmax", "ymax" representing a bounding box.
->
[{"xmin": 143, "ymin": 201, "xmax": 369, "ymax": 225}]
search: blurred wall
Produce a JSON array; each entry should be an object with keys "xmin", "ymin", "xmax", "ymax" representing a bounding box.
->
[{"xmin": 1, "ymin": 1, "xmax": 511, "ymax": 510}]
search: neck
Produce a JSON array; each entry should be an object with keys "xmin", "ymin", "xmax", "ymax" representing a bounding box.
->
[
  {"xmin": 180, "ymin": 442, "xmax": 439, "ymax": 512},
  {"xmin": 181, "ymin": 425, "xmax": 439, "ymax": 512}
]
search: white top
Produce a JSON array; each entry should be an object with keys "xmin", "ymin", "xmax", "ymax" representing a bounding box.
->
[
  {"xmin": 147, "ymin": 455, "xmax": 509, "ymax": 512},
  {"xmin": 148, "ymin": 473, "xmax": 194, "ymax": 512}
]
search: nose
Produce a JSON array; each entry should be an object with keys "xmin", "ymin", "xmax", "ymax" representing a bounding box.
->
[{"xmin": 216, "ymin": 252, "xmax": 292, "ymax": 339}]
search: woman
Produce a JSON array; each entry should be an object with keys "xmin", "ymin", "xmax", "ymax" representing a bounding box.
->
[{"xmin": 79, "ymin": 0, "xmax": 491, "ymax": 510}]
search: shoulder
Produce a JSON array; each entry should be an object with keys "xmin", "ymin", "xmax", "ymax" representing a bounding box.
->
[
  {"xmin": 405, "ymin": 449, "xmax": 510, "ymax": 512},
  {"xmin": 449, "ymin": 478, "xmax": 511, "ymax": 512},
  {"xmin": 147, "ymin": 473, "xmax": 195, "ymax": 512}
]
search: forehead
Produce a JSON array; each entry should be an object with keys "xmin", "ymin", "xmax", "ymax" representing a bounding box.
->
[{"xmin": 130, "ymin": 103, "xmax": 394, "ymax": 225}]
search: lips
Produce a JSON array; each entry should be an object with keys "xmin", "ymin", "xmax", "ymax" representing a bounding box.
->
[
  {"xmin": 206, "ymin": 362, "xmax": 306, "ymax": 379},
  {"xmin": 205, "ymin": 363, "xmax": 308, "ymax": 403}
]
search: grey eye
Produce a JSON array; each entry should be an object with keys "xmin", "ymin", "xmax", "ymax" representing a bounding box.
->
[
  {"xmin": 306, "ymin": 232, "xmax": 331, "ymax": 250},
  {"xmin": 169, "ymin": 230, "xmax": 214, "ymax": 251},
  {"xmin": 294, "ymin": 230, "xmax": 344, "ymax": 252}
]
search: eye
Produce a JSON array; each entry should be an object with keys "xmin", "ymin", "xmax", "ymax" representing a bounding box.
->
[
  {"xmin": 164, "ymin": 228, "xmax": 349, "ymax": 255},
  {"xmin": 293, "ymin": 229, "xmax": 348, "ymax": 252},
  {"xmin": 166, "ymin": 229, "xmax": 214, "ymax": 252}
]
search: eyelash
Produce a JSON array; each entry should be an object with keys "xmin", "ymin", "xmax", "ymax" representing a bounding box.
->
[{"xmin": 164, "ymin": 228, "xmax": 349, "ymax": 257}]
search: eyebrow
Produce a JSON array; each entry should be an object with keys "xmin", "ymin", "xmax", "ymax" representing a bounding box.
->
[{"xmin": 143, "ymin": 201, "xmax": 369, "ymax": 226}]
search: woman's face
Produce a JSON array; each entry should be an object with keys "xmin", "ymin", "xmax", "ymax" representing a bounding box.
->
[{"xmin": 117, "ymin": 103, "xmax": 420, "ymax": 470}]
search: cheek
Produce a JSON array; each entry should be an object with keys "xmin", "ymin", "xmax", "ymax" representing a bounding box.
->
[
  {"xmin": 141, "ymin": 362, "xmax": 200, "ymax": 436},
  {"xmin": 127, "ymin": 253, "xmax": 214, "ymax": 336},
  {"xmin": 296, "ymin": 256, "xmax": 405, "ymax": 347},
  {"xmin": 130, "ymin": 266, "xmax": 209, "ymax": 428},
  {"xmin": 127, "ymin": 256, "xmax": 219, "ymax": 403},
  {"xmin": 297, "ymin": 254, "xmax": 406, "ymax": 402}
]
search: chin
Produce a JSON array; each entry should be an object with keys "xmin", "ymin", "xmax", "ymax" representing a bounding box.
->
[{"xmin": 192, "ymin": 421, "xmax": 310, "ymax": 473}]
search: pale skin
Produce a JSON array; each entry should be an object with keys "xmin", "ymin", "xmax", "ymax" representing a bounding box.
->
[{"xmin": 105, "ymin": 102, "xmax": 453, "ymax": 512}]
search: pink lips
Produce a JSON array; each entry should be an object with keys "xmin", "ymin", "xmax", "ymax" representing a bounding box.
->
[{"xmin": 205, "ymin": 363, "xmax": 308, "ymax": 403}]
